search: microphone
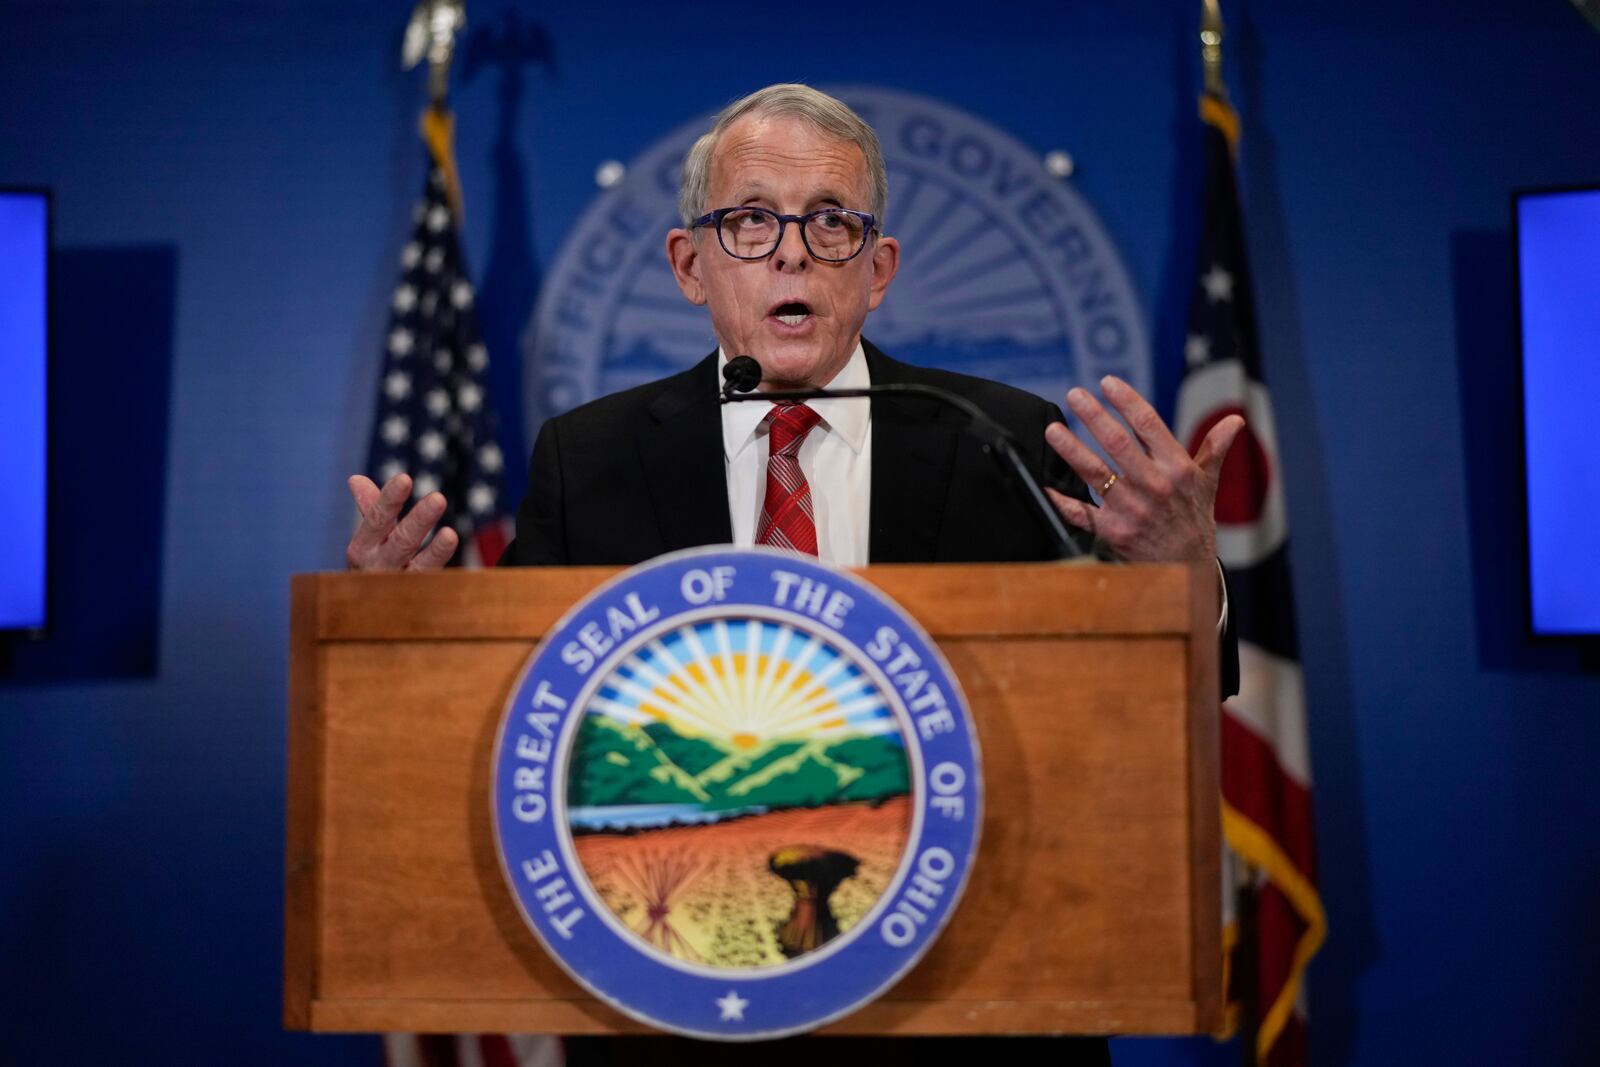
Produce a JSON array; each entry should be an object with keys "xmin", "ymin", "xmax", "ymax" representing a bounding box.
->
[
  {"xmin": 719, "ymin": 356, "xmax": 1083, "ymax": 560},
  {"xmin": 721, "ymin": 355, "xmax": 763, "ymax": 398}
]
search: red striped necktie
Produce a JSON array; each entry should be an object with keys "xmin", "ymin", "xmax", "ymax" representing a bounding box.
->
[{"xmin": 755, "ymin": 402, "xmax": 823, "ymax": 556}]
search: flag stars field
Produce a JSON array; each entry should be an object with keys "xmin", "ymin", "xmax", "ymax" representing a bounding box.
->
[
  {"xmin": 364, "ymin": 139, "xmax": 513, "ymax": 569},
  {"xmin": 468, "ymin": 483, "xmax": 495, "ymax": 515},
  {"xmin": 1201, "ymin": 263, "xmax": 1234, "ymax": 303}
]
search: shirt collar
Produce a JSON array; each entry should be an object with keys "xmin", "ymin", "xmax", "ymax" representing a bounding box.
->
[{"xmin": 719, "ymin": 343, "xmax": 872, "ymax": 461}]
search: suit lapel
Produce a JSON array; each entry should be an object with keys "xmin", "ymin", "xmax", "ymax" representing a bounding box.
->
[
  {"xmin": 637, "ymin": 352, "xmax": 734, "ymax": 553},
  {"xmin": 865, "ymin": 342, "xmax": 958, "ymax": 563}
]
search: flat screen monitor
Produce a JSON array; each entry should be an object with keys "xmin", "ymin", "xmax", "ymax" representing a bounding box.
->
[
  {"xmin": 0, "ymin": 189, "xmax": 48, "ymax": 632},
  {"xmin": 1516, "ymin": 184, "xmax": 1600, "ymax": 636}
]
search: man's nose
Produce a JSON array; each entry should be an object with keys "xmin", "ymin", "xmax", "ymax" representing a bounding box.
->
[{"xmin": 770, "ymin": 219, "xmax": 810, "ymax": 272}]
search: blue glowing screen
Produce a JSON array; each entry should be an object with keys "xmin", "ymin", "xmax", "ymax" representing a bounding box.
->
[
  {"xmin": 1518, "ymin": 187, "xmax": 1600, "ymax": 635},
  {"xmin": 0, "ymin": 191, "xmax": 47, "ymax": 631}
]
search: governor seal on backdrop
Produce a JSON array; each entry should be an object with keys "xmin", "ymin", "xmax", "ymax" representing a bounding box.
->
[
  {"xmin": 491, "ymin": 547, "xmax": 982, "ymax": 1039},
  {"xmin": 523, "ymin": 86, "xmax": 1149, "ymax": 433}
]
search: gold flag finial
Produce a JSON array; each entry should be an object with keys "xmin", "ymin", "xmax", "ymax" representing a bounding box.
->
[
  {"xmin": 403, "ymin": 1, "xmax": 468, "ymax": 217},
  {"xmin": 1201, "ymin": 0, "xmax": 1226, "ymax": 99},
  {"xmin": 402, "ymin": 0, "xmax": 467, "ymax": 107}
]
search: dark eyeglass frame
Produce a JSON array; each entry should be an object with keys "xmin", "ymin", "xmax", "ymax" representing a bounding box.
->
[{"xmin": 691, "ymin": 206, "xmax": 879, "ymax": 263}]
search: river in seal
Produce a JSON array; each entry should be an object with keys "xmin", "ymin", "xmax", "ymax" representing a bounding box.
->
[{"xmin": 568, "ymin": 803, "xmax": 771, "ymax": 832}]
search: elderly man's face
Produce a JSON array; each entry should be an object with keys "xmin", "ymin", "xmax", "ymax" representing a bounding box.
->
[{"xmin": 667, "ymin": 113, "xmax": 900, "ymax": 389}]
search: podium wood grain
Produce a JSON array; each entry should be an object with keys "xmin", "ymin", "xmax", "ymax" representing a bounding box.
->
[{"xmin": 285, "ymin": 563, "xmax": 1221, "ymax": 1035}]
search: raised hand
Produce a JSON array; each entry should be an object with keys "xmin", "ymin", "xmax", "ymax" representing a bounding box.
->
[
  {"xmin": 1044, "ymin": 375, "xmax": 1244, "ymax": 564},
  {"xmin": 344, "ymin": 473, "xmax": 459, "ymax": 571}
]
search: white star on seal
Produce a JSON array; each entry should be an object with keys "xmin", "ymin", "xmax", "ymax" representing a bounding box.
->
[
  {"xmin": 716, "ymin": 990, "xmax": 748, "ymax": 1022},
  {"xmin": 1184, "ymin": 333, "xmax": 1212, "ymax": 367},
  {"xmin": 1201, "ymin": 264, "xmax": 1233, "ymax": 303}
]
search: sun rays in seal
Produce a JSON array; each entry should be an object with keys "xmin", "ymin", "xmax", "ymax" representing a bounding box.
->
[{"xmin": 585, "ymin": 618, "xmax": 897, "ymax": 747}]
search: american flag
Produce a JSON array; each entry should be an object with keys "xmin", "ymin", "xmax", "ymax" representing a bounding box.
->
[
  {"xmin": 1173, "ymin": 91, "xmax": 1325, "ymax": 1066},
  {"xmin": 366, "ymin": 107, "xmax": 511, "ymax": 568},
  {"xmin": 372, "ymin": 103, "xmax": 556, "ymax": 1067}
]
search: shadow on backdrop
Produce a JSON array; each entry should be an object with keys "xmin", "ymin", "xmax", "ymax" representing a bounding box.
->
[
  {"xmin": 463, "ymin": 8, "xmax": 556, "ymax": 500},
  {"xmin": 1152, "ymin": 3, "xmax": 1205, "ymax": 424},
  {"xmin": 1450, "ymin": 228, "xmax": 1590, "ymax": 676},
  {"xmin": 1232, "ymin": 9, "xmax": 1376, "ymax": 1065},
  {"xmin": 2, "ymin": 245, "xmax": 175, "ymax": 683}
]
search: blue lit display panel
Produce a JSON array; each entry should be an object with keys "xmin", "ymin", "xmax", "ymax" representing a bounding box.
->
[
  {"xmin": 0, "ymin": 191, "xmax": 47, "ymax": 631},
  {"xmin": 1519, "ymin": 188, "xmax": 1600, "ymax": 635}
]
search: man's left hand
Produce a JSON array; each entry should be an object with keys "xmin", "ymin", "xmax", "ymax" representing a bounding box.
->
[{"xmin": 1044, "ymin": 375, "xmax": 1244, "ymax": 563}]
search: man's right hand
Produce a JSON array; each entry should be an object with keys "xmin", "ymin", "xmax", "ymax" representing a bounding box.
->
[{"xmin": 345, "ymin": 473, "xmax": 459, "ymax": 571}]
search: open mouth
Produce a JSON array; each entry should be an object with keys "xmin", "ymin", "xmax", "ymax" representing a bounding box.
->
[{"xmin": 769, "ymin": 300, "xmax": 813, "ymax": 326}]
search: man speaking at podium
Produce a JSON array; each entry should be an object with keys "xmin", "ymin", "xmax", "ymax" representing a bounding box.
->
[
  {"xmin": 348, "ymin": 82, "xmax": 1243, "ymax": 586},
  {"xmin": 343, "ymin": 84, "xmax": 1240, "ymax": 1063}
]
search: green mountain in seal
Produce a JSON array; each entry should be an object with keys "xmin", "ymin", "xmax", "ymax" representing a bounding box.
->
[{"xmin": 566, "ymin": 715, "xmax": 910, "ymax": 810}]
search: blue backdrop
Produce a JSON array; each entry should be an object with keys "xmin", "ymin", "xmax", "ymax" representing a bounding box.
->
[{"xmin": 3, "ymin": 1, "xmax": 1599, "ymax": 1063}]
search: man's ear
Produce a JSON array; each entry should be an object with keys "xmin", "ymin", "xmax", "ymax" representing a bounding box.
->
[
  {"xmin": 666, "ymin": 228, "xmax": 706, "ymax": 306},
  {"xmin": 866, "ymin": 234, "xmax": 900, "ymax": 312}
]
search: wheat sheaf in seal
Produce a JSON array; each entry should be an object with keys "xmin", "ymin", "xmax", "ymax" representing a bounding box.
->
[{"xmin": 491, "ymin": 547, "xmax": 982, "ymax": 1040}]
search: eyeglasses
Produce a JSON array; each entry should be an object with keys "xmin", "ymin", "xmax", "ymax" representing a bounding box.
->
[{"xmin": 692, "ymin": 207, "xmax": 878, "ymax": 263}]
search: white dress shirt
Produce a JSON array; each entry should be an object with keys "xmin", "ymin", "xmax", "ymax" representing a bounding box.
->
[{"xmin": 720, "ymin": 344, "xmax": 872, "ymax": 566}]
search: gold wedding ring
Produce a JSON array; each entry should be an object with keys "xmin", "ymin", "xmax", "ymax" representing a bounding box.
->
[{"xmin": 1100, "ymin": 473, "xmax": 1118, "ymax": 495}]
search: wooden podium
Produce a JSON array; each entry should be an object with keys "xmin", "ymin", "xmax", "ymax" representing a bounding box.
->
[{"xmin": 284, "ymin": 562, "xmax": 1221, "ymax": 1036}]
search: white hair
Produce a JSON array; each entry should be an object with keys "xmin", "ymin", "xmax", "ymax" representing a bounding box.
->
[{"xmin": 677, "ymin": 83, "xmax": 889, "ymax": 228}]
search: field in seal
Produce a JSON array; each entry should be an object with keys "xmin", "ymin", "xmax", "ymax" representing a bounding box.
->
[{"xmin": 572, "ymin": 796, "xmax": 912, "ymax": 969}]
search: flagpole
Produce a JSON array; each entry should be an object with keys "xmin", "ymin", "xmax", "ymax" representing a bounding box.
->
[
  {"xmin": 1199, "ymin": 7, "xmax": 1259, "ymax": 1065},
  {"xmin": 1187, "ymin": 5, "xmax": 1325, "ymax": 1066},
  {"xmin": 404, "ymin": 1, "xmax": 468, "ymax": 219},
  {"xmin": 1201, "ymin": 0, "xmax": 1226, "ymax": 100}
]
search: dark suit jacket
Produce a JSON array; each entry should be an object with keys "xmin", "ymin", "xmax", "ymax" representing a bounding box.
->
[{"xmin": 503, "ymin": 339, "xmax": 1092, "ymax": 567}]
